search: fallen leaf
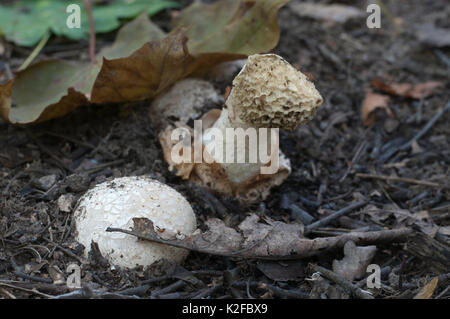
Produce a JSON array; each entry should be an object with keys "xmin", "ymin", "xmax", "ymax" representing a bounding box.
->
[
  {"xmin": 371, "ymin": 79, "xmax": 444, "ymax": 99},
  {"xmin": 288, "ymin": 2, "xmax": 364, "ymax": 24},
  {"xmin": 363, "ymin": 204, "xmax": 439, "ymax": 237},
  {"xmin": 361, "ymin": 90, "xmax": 393, "ymax": 126},
  {"xmin": 414, "ymin": 277, "xmax": 439, "ymax": 299},
  {"xmin": 332, "ymin": 241, "xmax": 377, "ymax": 281},
  {"xmin": 415, "ymin": 23, "xmax": 450, "ymax": 48},
  {"xmin": 173, "ymin": 0, "xmax": 290, "ymax": 55},
  {"xmin": 0, "ymin": 13, "xmax": 160, "ymax": 124},
  {"xmin": 91, "ymin": 29, "xmax": 243, "ymax": 104},
  {"xmin": 1, "ymin": 0, "xmax": 288, "ymax": 124},
  {"xmin": 0, "ymin": 0, "xmax": 178, "ymax": 47},
  {"xmin": 256, "ymin": 260, "xmax": 305, "ymax": 281}
]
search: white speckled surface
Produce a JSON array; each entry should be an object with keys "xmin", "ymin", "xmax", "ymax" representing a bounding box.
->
[{"xmin": 74, "ymin": 176, "xmax": 196, "ymax": 269}]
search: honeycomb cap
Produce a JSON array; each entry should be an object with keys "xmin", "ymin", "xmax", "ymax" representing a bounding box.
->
[{"xmin": 226, "ymin": 54, "xmax": 323, "ymax": 130}]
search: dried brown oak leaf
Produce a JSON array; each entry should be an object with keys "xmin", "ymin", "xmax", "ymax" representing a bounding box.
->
[
  {"xmin": 361, "ymin": 90, "xmax": 393, "ymax": 126},
  {"xmin": 371, "ymin": 79, "xmax": 444, "ymax": 100}
]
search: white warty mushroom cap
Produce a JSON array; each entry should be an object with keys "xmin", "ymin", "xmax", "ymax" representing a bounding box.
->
[{"xmin": 74, "ymin": 176, "xmax": 196, "ymax": 269}]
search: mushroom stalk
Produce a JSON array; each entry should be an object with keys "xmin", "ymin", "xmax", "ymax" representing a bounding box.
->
[
  {"xmin": 203, "ymin": 108, "xmax": 279, "ymax": 186},
  {"xmin": 202, "ymin": 54, "xmax": 323, "ymax": 186}
]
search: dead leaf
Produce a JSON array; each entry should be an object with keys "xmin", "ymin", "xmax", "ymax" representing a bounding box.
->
[
  {"xmin": 414, "ymin": 277, "xmax": 439, "ymax": 299},
  {"xmin": 371, "ymin": 79, "xmax": 444, "ymax": 99},
  {"xmin": 91, "ymin": 29, "xmax": 242, "ymax": 104},
  {"xmin": 332, "ymin": 241, "xmax": 376, "ymax": 281},
  {"xmin": 1, "ymin": 0, "xmax": 288, "ymax": 124},
  {"xmin": 174, "ymin": 0, "xmax": 290, "ymax": 55},
  {"xmin": 415, "ymin": 23, "xmax": 450, "ymax": 48},
  {"xmin": 361, "ymin": 90, "xmax": 393, "ymax": 126},
  {"xmin": 288, "ymin": 2, "xmax": 364, "ymax": 24},
  {"xmin": 256, "ymin": 260, "xmax": 305, "ymax": 281},
  {"xmin": 0, "ymin": 14, "xmax": 163, "ymax": 124},
  {"xmin": 363, "ymin": 204, "xmax": 439, "ymax": 237}
]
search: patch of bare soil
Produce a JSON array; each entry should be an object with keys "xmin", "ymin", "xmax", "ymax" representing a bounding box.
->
[{"xmin": 0, "ymin": 0, "xmax": 449, "ymax": 299}]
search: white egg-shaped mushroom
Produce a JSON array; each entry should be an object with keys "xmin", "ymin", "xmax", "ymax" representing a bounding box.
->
[{"xmin": 73, "ymin": 176, "xmax": 196, "ymax": 269}]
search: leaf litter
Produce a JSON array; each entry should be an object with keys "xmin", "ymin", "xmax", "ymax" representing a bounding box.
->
[
  {"xmin": 0, "ymin": 0, "xmax": 289, "ymax": 124},
  {"xmin": 0, "ymin": 0, "xmax": 449, "ymax": 300}
]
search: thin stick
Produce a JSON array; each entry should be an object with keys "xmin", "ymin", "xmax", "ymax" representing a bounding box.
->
[
  {"xmin": 381, "ymin": 100, "xmax": 450, "ymax": 163},
  {"xmin": 43, "ymin": 238, "xmax": 85, "ymax": 264},
  {"xmin": 18, "ymin": 31, "xmax": 51, "ymax": 71},
  {"xmin": 356, "ymin": 173, "xmax": 444, "ymax": 188},
  {"xmin": 305, "ymin": 201, "xmax": 368, "ymax": 234},
  {"xmin": 375, "ymin": 0, "xmax": 401, "ymax": 32},
  {"xmin": 82, "ymin": 0, "xmax": 96, "ymax": 65},
  {"xmin": 310, "ymin": 264, "xmax": 374, "ymax": 299},
  {"xmin": 107, "ymin": 225, "xmax": 412, "ymax": 260},
  {"xmin": 399, "ymin": 100, "xmax": 450, "ymax": 151},
  {"xmin": 0, "ymin": 283, "xmax": 52, "ymax": 298}
]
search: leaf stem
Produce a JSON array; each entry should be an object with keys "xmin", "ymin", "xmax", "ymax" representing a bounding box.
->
[
  {"xmin": 82, "ymin": 0, "xmax": 96, "ymax": 65},
  {"xmin": 18, "ymin": 31, "xmax": 51, "ymax": 71}
]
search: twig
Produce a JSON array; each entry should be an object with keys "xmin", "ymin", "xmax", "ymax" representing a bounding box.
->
[
  {"xmin": 381, "ymin": 101, "xmax": 450, "ymax": 163},
  {"xmin": 82, "ymin": 0, "xmax": 96, "ymax": 65},
  {"xmin": 18, "ymin": 31, "xmax": 51, "ymax": 71},
  {"xmin": 190, "ymin": 284, "xmax": 222, "ymax": 299},
  {"xmin": 356, "ymin": 173, "xmax": 444, "ymax": 188},
  {"xmin": 44, "ymin": 131, "xmax": 116, "ymax": 159},
  {"xmin": 151, "ymin": 280, "xmax": 186, "ymax": 299},
  {"xmin": 43, "ymin": 238, "xmax": 85, "ymax": 264},
  {"xmin": 141, "ymin": 270, "xmax": 223, "ymax": 285},
  {"xmin": 305, "ymin": 201, "xmax": 368, "ymax": 234},
  {"xmin": 258, "ymin": 283, "xmax": 309, "ymax": 299},
  {"xmin": 399, "ymin": 100, "xmax": 450, "ymax": 152},
  {"xmin": 0, "ymin": 287, "xmax": 16, "ymax": 299},
  {"xmin": 310, "ymin": 264, "xmax": 374, "ymax": 299},
  {"xmin": 0, "ymin": 282, "xmax": 52, "ymax": 298},
  {"xmin": 107, "ymin": 225, "xmax": 412, "ymax": 260},
  {"xmin": 82, "ymin": 159, "xmax": 125, "ymax": 174},
  {"xmin": 374, "ymin": 0, "xmax": 401, "ymax": 32}
]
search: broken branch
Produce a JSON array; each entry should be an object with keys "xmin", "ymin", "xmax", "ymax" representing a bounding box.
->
[{"xmin": 106, "ymin": 215, "xmax": 412, "ymax": 260}]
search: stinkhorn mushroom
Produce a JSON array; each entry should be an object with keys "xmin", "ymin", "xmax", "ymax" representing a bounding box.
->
[
  {"xmin": 74, "ymin": 176, "xmax": 196, "ymax": 269},
  {"xmin": 158, "ymin": 54, "xmax": 323, "ymax": 203}
]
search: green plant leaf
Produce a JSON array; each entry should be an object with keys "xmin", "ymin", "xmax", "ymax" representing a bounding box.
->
[{"xmin": 0, "ymin": 0, "xmax": 178, "ymax": 47}]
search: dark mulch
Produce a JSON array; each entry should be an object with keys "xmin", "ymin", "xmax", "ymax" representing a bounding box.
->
[{"xmin": 0, "ymin": 0, "xmax": 449, "ymax": 299}]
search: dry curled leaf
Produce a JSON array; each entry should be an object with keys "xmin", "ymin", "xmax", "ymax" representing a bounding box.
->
[
  {"xmin": 413, "ymin": 277, "xmax": 439, "ymax": 299},
  {"xmin": 371, "ymin": 79, "xmax": 444, "ymax": 99},
  {"xmin": 256, "ymin": 260, "xmax": 305, "ymax": 281},
  {"xmin": 361, "ymin": 90, "xmax": 393, "ymax": 126},
  {"xmin": 332, "ymin": 241, "xmax": 377, "ymax": 281}
]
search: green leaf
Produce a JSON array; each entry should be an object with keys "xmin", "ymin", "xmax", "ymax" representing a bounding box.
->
[{"xmin": 0, "ymin": 0, "xmax": 178, "ymax": 47}]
